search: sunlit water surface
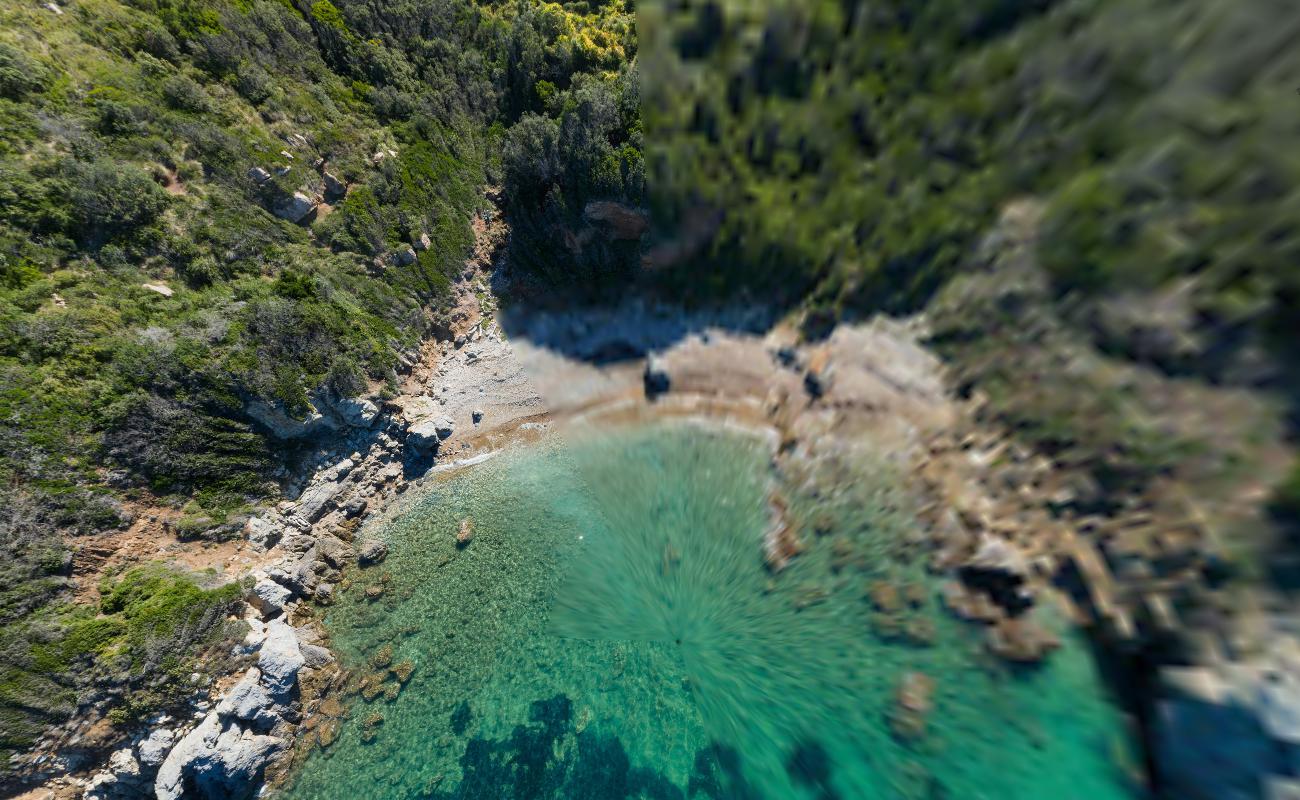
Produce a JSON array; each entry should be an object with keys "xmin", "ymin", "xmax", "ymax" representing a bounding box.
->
[{"xmin": 280, "ymin": 423, "xmax": 1139, "ymax": 800}]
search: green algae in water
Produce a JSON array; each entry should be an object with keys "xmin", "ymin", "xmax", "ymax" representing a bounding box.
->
[{"xmin": 281, "ymin": 423, "xmax": 1140, "ymax": 800}]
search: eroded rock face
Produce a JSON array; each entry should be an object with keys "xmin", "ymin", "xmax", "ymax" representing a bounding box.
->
[
  {"xmin": 153, "ymin": 620, "xmax": 306, "ymax": 800},
  {"xmin": 245, "ymin": 400, "xmax": 337, "ymax": 440},
  {"xmin": 154, "ymin": 713, "xmax": 285, "ymax": 800}
]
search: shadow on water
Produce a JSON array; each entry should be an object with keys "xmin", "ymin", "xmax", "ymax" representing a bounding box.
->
[{"xmin": 423, "ymin": 694, "xmax": 780, "ymax": 800}]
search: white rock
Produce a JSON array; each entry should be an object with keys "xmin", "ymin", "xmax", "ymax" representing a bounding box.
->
[
  {"xmin": 271, "ymin": 191, "xmax": 316, "ymax": 223},
  {"xmin": 257, "ymin": 620, "xmax": 305, "ymax": 697},
  {"xmin": 250, "ymin": 579, "xmax": 293, "ymax": 618},
  {"xmin": 335, "ymin": 397, "xmax": 379, "ymax": 428},
  {"xmin": 154, "ymin": 712, "xmax": 284, "ymax": 800},
  {"xmin": 136, "ymin": 728, "xmax": 176, "ymax": 768},
  {"xmin": 142, "ymin": 283, "xmax": 174, "ymax": 297},
  {"xmin": 217, "ymin": 669, "xmax": 279, "ymax": 728}
]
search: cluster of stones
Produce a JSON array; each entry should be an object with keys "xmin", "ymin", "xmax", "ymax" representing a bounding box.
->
[
  {"xmin": 907, "ymin": 389, "xmax": 1300, "ymax": 793},
  {"xmin": 245, "ymin": 132, "xmax": 346, "ymax": 225}
]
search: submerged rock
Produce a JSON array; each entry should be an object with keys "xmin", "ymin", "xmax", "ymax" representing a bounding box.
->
[
  {"xmin": 358, "ymin": 539, "xmax": 388, "ymax": 565},
  {"xmin": 456, "ymin": 517, "xmax": 474, "ymax": 547},
  {"xmin": 889, "ymin": 672, "xmax": 935, "ymax": 743},
  {"xmin": 984, "ymin": 617, "xmax": 1060, "ymax": 664},
  {"xmin": 762, "ymin": 492, "xmax": 802, "ymax": 572}
]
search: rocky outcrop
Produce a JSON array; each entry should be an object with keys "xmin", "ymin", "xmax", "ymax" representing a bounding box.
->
[
  {"xmin": 153, "ymin": 620, "xmax": 304, "ymax": 800},
  {"xmin": 249, "ymin": 579, "xmax": 293, "ymax": 618},
  {"xmin": 245, "ymin": 400, "xmax": 337, "ymax": 440},
  {"xmin": 294, "ymin": 479, "xmax": 345, "ymax": 524},
  {"xmin": 321, "ymin": 171, "xmax": 345, "ymax": 202},
  {"xmin": 335, "ymin": 397, "xmax": 379, "ymax": 428},
  {"xmin": 407, "ymin": 416, "xmax": 453, "ymax": 451},
  {"xmin": 244, "ymin": 516, "xmax": 281, "ymax": 551},
  {"xmin": 958, "ymin": 534, "xmax": 1035, "ymax": 616},
  {"xmin": 258, "ymin": 619, "xmax": 306, "ymax": 697},
  {"xmin": 1155, "ymin": 636, "xmax": 1300, "ymax": 800},
  {"xmin": 271, "ymin": 191, "xmax": 317, "ymax": 223},
  {"xmin": 153, "ymin": 712, "xmax": 285, "ymax": 800}
]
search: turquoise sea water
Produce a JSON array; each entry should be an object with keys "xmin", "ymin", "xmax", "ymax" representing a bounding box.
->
[{"xmin": 280, "ymin": 423, "xmax": 1140, "ymax": 800}]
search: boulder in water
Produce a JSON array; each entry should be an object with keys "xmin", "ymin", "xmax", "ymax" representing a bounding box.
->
[
  {"xmin": 889, "ymin": 672, "xmax": 935, "ymax": 742},
  {"xmin": 456, "ymin": 517, "xmax": 474, "ymax": 547},
  {"xmin": 358, "ymin": 538, "xmax": 388, "ymax": 565}
]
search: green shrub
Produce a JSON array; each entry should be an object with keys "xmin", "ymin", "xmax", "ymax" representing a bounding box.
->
[
  {"xmin": 0, "ymin": 44, "xmax": 50, "ymax": 101},
  {"xmin": 98, "ymin": 564, "xmax": 241, "ymax": 671},
  {"xmin": 65, "ymin": 160, "xmax": 170, "ymax": 245}
]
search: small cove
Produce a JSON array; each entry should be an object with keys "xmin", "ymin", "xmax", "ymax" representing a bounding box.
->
[{"xmin": 279, "ymin": 422, "xmax": 1140, "ymax": 800}]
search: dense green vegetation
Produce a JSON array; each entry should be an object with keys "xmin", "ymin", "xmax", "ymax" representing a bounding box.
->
[
  {"xmin": 642, "ymin": 0, "xmax": 1300, "ymax": 337},
  {"xmin": 1, "ymin": 564, "xmax": 240, "ymax": 761},
  {"xmin": 635, "ymin": 0, "xmax": 1300, "ymax": 518},
  {"xmin": 0, "ymin": 0, "xmax": 635, "ymax": 775}
]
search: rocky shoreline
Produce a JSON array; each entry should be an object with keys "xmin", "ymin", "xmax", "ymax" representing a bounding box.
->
[{"xmin": 18, "ymin": 263, "xmax": 1300, "ymax": 798}]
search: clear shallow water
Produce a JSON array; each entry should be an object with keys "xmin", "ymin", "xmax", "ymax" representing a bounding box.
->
[{"xmin": 280, "ymin": 423, "xmax": 1140, "ymax": 800}]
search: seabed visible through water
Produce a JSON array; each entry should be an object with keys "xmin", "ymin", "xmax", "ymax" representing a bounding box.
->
[{"xmin": 280, "ymin": 422, "xmax": 1140, "ymax": 800}]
